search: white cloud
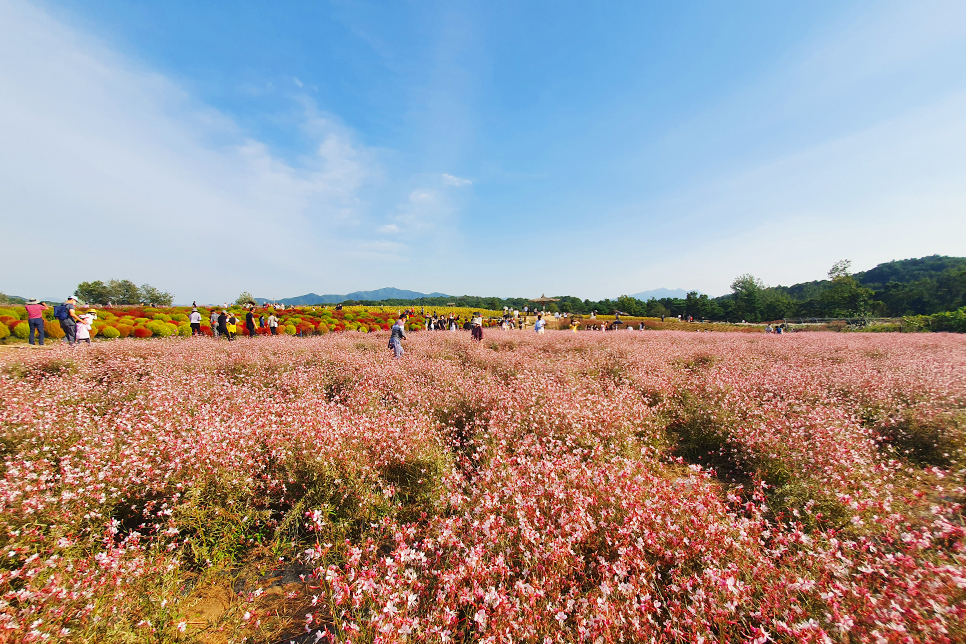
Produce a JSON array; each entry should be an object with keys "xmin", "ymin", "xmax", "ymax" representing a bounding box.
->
[
  {"xmin": 0, "ymin": 0, "xmax": 383, "ymax": 302},
  {"xmin": 409, "ymin": 190, "xmax": 436, "ymax": 204},
  {"xmin": 442, "ymin": 173, "xmax": 472, "ymax": 187},
  {"xmin": 294, "ymin": 77, "xmax": 303, "ymax": 88},
  {"xmin": 377, "ymin": 224, "xmax": 400, "ymax": 233}
]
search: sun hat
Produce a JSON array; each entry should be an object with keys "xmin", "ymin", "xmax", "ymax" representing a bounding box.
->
[{"xmin": 26, "ymin": 298, "xmax": 39, "ymax": 304}]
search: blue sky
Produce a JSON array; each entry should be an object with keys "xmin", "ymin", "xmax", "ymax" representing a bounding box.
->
[{"xmin": 2, "ymin": 0, "xmax": 966, "ymax": 302}]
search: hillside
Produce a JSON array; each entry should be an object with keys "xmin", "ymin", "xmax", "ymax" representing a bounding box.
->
[
  {"xmin": 263, "ymin": 287, "xmax": 451, "ymax": 306},
  {"xmin": 857, "ymin": 255, "xmax": 966, "ymax": 288}
]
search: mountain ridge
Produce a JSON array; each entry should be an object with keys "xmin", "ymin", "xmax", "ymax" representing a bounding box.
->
[{"xmin": 258, "ymin": 287, "xmax": 451, "ymax": 306}]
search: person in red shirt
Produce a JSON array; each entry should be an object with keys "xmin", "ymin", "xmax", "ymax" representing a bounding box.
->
[{"xmin": 24, "ymin": 299, "xmax": 48, "ymax": 345}]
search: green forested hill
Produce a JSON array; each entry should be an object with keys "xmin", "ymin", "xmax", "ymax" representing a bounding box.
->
[
  {"xmin": 318, "ymin": 255, "xmax": 966, "ymax": 323},
  {"xmin": 856, "ymin": 255, "xmax": 966, "ymax": 288}
]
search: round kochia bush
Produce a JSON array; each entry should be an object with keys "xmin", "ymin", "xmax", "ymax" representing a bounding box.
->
[
  {"xmin": 44, "ymin": 320, "xmax": 65, "ymax": 339},
  {"xmin": 100, "ymin": 325, "xmax": 121, "ymax": 339},
  {"xmin": 12, "ymin": 322, "xmax": 28, "ymax": 339},
  {"xmin": 132, "ymin": 326, "xmax": 153, "ymax": 338}
]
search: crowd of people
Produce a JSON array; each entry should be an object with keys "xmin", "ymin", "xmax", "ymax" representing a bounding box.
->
[
  {"xmin": 22, "ymin": 296, "xmax": 98, "ymax": 346},
  {"xmin": 19, "ymin": 296, "xmax": 759, "ymax": 353},
  {"xmin": 203, "ymin": 308, "xmax": 281, "ymax": 340}
]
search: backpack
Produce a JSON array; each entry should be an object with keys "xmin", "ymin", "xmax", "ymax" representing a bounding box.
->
[{"xmin": 54, "ymin": 304, "xmax": 70, "ymax": 321}]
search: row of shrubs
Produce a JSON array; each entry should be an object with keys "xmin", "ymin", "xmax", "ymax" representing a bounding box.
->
[
  {"xmin": 0, "ymin": 305, "xmax": 413, "ymax": 341},
  {"xmin": 906, "ymin": 306, "xmax": 966, "ymax": 333}
]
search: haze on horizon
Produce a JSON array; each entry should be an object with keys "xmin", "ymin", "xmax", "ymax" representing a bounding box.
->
[{"xmin": 2, "ymin": 0, "xmax": 966, "ymax": 303}]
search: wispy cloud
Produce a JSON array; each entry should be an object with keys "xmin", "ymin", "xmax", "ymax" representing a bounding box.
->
[
  {"xmin": 0, "ymin": 0, "xmax": 385, "ymax": 301},
  {"xmin": 442, "ymin": 173, "xmax": 472, "ymax": 187},
  {"xmin": 377, "ymin": 224, "xmax": 400, "ymax": 233}
]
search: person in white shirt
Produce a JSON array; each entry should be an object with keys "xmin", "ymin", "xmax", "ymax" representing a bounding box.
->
[
  {"xmin": 534, "ymin": 314, "xmax": 546, "ymax": 335},
  {"xmin": 75, "ymin": 310, "xmax": 96, "ymax": 344},
  {"xmin": 267, "ymin": 313, "xmax": 279, "ymax": 335},
  {"xmin": 189, "ymin": 308, "xmax": 202, "ymax": 335}
]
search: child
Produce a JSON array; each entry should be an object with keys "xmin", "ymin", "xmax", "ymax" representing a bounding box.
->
[{"xmin": 75, "ymin": 310, "xmax": 97, "ymax": 344}]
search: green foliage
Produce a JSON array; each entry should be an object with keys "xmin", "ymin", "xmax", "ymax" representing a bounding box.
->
[
  {"xmin": 177, "ymin": 323, "xmax": 191, "ymax": 337},
  {"xmin": 145, "ymin": 320, "xmax": 175, "ymax": 337},
  {"xmin": 74, "ymin": 279, "xmax": 173, "ymax": 306},
  {"xmin": 13, "ymin": 322, "xmax": 29, "ymax": 339},
  {"xmin": 817, "ymin": 261, "xmax": 875, "ymax": 317},
  {"xmin": 283, "ymin": 324, "xmax": 296, "ymax": 335},
  {"xmin": 100, "ymin": 326, "xmax": 121, "ymax": 339},
  {"xmin": 0, "ymin": 307, "xmax": 26, "ymax": 320},
  {"xmin": 730, "ymin": 274, "xmax": 765, "ymax": 322},
  {"xmin": 0, "ymin": 322, "xmax": 8, "ymax": 341},
  {"xmin": 235, "ymin": 292, "xmax": 255, "ymax": 306},
  {"xmin": 927, "ymin": 306, "xmax": 966, "ymax": 333},
  {"xmin": 138, "ymin": 284, "xmax": 173, "ymax": 307}
]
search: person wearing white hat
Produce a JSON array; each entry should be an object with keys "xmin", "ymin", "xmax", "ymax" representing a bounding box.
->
[
  {"xmin": 55, "ymin": 296, "xmax": 81, "ymax": 345},
  {"xmin": 24, "ymin": 299, "xmax": 48, "ymax": 345},
  {"xmin": 189, "ymin": 308, "xmax": 202, "ymax": 335}
]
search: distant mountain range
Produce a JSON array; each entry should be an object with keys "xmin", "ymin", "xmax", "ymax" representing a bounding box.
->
[
  {"xmin": 626, "ymin": 288, "xmax": 702, "ymax": 300},
  {"xmin": 257, "ymin": 287, "xmax": 452, "ymax": 306}
]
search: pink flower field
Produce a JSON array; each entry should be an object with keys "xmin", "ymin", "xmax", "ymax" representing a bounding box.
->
[{"xmin": 1, "ymin": 331, "xmax": 964, "ymax": 643}]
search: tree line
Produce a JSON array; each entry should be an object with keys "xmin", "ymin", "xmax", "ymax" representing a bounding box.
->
[
  {"xmin": 74, "ymin": 279, "xmax": 174, "ymax": 307},
  {"xmin": 346, "ymin": 256, "xmax": 966, "ymax": 323}
]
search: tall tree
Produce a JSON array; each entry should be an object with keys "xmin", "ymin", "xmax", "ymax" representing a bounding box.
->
[
  {"xmin": 139, "ymin": 284, "xmax": 174, "ymax": 307},
  {"xmin": 819, "ymin": 260, "xmax": 875, "ymax": 317},
  {"xmin": 75, "ymin": 280, "xmax": 110, "ymax": 304},
  {"xmin": 730, "ymin": 274, "xmax": 765, "ymax": 322}
]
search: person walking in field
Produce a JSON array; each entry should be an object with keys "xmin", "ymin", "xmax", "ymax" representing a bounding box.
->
[
  {"xmin": 217, "ymin": 310, "xmax": 228, "ymax": 339},
  {"xmin": 74, "ymin": 310, "xmax": 96, "ymax": 345},
  {"xmin": 189, "ymin": 308, "xmax": 202, "ymax": 335},
  {"xmin": 471, "ymin": 313, "xmax": 484, "ymax": 342},
  {"xmin": 226, "ymin": 312, "xmax": 238, "ymax": 341},
  {"xmin": 389, "ymin": 315, "xmax": 407, "ymax": 358},
  {"xmin": 210, "ymin": 309, "xmax": 220, "ymax": 337},
  {"xmin": 245, "ymin": 309, "xmax": 257, "ymax": 338},
  {"xmin": 24, "ymin": 299, "xmax": 48, "ymax": 345},
  {"xmin": 55, "ymin": 296, "xmax": 80, "ymax": 346},
  {"xmin": 267, "ymin": 312, "xmax": 279, "ymax": 335},
  {"xmin": 534, "ymin": 314, "xmax": 546, "ymax": 335}
]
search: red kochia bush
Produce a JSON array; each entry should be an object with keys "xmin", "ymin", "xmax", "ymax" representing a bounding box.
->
[{"xmin": 133, "ymin": 327, "xmax": 153, "ymax": 338}]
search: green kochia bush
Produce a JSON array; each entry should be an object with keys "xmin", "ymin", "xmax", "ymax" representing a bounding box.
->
[
  {"xmin": 100, "ymin": 326, "xmax": 121, "ymax": 339},
  {"xmin": 145, "ymin": 320, "xmax": 175, "ymax": 337},
  {"xmin": 13, "ymin": 322, "xmax": 29, "ymax": 340}
]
